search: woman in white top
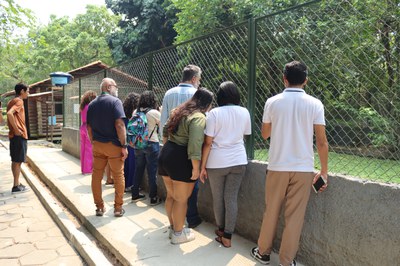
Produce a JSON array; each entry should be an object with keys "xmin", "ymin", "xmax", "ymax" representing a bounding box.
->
[
  {"xmin": 200, "ymin": 81, "xmax": 251, "ymax": 248},
  {"xmin": 131, "ymin": 90, "xmax": 161, "ymax": 206}
]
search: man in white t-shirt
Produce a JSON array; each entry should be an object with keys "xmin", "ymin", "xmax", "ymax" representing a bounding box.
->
[{"xmin": 251, "ymin": 61, "xmax": 329, "ymax": 266}]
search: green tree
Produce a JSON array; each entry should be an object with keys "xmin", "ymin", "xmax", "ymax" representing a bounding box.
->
[
  {"xmin": 169, "ymin": 0, "xmax": 303, "ymax": 43},
  {"xmin": 105, "ymin": 0, "xmax": 177, "ymax": 63},
  {"xmin": 18, "ymin": 5, "xmax": 119, "ymax": 84},
  {"xmin": 0, "ymin": 0, "xmax": 32, "ymax": 94},
  {"xmin": 0, "ymin": 0, "xmax": 32, "ymax": 42}
]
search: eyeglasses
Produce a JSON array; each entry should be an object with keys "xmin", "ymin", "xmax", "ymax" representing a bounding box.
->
[{"xmin": 109, "ymin": 84, "xmax": 118, "ymax": 89}]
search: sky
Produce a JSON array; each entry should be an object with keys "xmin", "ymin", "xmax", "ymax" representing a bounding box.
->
[{"xmin": 15, "ymin": 0, "xmax": 107, "ymax": 24}]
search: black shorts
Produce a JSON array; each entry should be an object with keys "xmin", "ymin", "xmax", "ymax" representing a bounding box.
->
[
  {"xmin": 158, "ymin": 141, "xmax": 195, "ymax": 183},
  {"xmin": 10, "ymin": 136, "xmax": 27, "ymax": 163}
]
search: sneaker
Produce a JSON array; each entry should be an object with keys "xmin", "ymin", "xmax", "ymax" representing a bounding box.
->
[
  {"xmin": 124, "ymin": 186, "xmax": 132, "ymax": 192},
  {"xmin": 279, "ymin": 260, "xmax": 297, "ymax": 266},
  {"xmin": 131, "ymin": 193, "xmax": 146, "ymax": 202},
  {"xmin": 11, "ymin": 183, "xmax": 30, "ymax": 194},
  {"xmin": 150, "ymin": 196, "xmax": 162, "ymax": 206},
  {"xmin": 251, "ymin": 247, "xmax": 270, "ymax": 265},
  {"xmin": 114, "ymin": 208, "xmax": 125, "ymax": 217},
  {"xmin": 171, "ymin": 228, "xmax": 195, "ymax": 244},
  {"xmin": 95, "ymin": 207, "xmax": 106, "ymax": 216}
]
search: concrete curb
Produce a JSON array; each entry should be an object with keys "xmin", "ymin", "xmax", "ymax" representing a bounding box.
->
[
  {"xmin": 21, "ymin": 163, "xmax": 112, "ymax": 266},
  {"xmin": 26, "ymin": 155, "xmax": 131, "ymax": 266}
]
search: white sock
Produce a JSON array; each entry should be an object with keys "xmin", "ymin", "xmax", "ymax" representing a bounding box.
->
[{"xmin": 174, "ymin": 230, "xmax": 182, "ymax": 236}]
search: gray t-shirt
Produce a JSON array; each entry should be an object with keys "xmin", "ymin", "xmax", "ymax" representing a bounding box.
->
[{"xmin": 87, "ymin": 93, "xmax": 126, "ymax": 147}]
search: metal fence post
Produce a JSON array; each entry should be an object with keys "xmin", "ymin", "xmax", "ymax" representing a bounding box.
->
[
  {"xmin": 247, "ymin": 17, "xmax": 257, "ymax": 159},
  {"xmin": 62, "ymin": 85, "xmax": 65, "ymax": 129},
  {"xmin": 148, "ymin": 53, "xmax": 154, "ymax": 90},
  {"xmin": 78, "ymin": 78, "xmax": 82, "ymax": 127}
]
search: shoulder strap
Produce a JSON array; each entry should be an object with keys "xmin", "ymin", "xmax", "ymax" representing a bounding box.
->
[
  {"xmin": 140, "ymin": 107, "xmax": 150, "ymax": 114},
  {"xmin": 148, "ymin": 124, "xmax": 158, "ymax": 139}
]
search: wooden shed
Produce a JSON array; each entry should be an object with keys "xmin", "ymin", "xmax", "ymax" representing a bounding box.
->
[{"xmin": 24, "ymin": 61, "xmax": 109, "ymax": 140}]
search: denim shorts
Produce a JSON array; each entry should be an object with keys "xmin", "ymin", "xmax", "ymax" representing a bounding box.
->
[{"xmin": 10, "ymin": 136, "xmax": 27, "ymax": 163}]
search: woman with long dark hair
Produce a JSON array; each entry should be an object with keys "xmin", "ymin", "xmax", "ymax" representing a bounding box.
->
[
  {"xmin": 123, "ymin": 92, "xmax": 140, "ymax": 192},
  {"xmin": 80, "ymin": 90, "xmax": 97, "ymax": 174},
  {"xmin": 131, "ymin": 90, "xmax": 161, "ymax": 205},
  {"xmin": 158, "ymin": 88, "xmax": 214, "ymax": 244}
]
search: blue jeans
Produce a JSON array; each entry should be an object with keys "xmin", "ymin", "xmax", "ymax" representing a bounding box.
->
[
  {"xmin": 124, "ymin": 146, "xmax": 135, "ymax": 188},
  {"xmin": 132, "ymin": 142, "xmax": 159, "ymax": 198},
  {"xmin": 186, "ymin": 180, "xmax": 201, "ymax": 225}
]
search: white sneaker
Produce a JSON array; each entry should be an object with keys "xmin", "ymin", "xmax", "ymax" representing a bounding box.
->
[
  {"xmin": 279, "ymin": 260, "xmax": 296, "ymax": 266},
  {"xmin": 171, "ymin": 228, "xmax": 195, "ymax": 244}
]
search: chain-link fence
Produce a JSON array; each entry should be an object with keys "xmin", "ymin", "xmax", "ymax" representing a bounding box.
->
[
  {"xmin": 64, "ymin": 0, "xmax": 400, "ymax": 183},
  {"xmin": 64, "ymin": 71, "xmax": 105, "ymax": 129}
]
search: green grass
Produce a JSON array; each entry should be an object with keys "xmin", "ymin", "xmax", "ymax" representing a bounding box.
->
[{"xmin": 254, "ymin": 149, "xmax": 400, "ymax": 184}]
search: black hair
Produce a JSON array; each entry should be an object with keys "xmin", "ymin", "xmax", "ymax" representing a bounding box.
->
[
  {"xmin": 283, "ymin": 61, "xmax": 308, "ymax": 85},
  {"xmin": 217, "ymin": 81, "xmax": 240, "ymax": 106},
  {"xmin": 137, "ymin": 90, "xmax": 158, "ymax": 111},
  {"xmin": 123, "ymin": 92, "xmax": 140, "ymax": 119},
  {"xmin": 15, "ymin": 83, "xmax": 28, "ymax": 96},
  {"xmin": 181, "ymin": 65, "xmax": 202, "ymax": 82},
  {"xmin": 167, "ymin": 88, "xmax": 213, "ymax": 133}
]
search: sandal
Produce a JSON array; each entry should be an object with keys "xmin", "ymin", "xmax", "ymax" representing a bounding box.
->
[
  {"xmin": 215, "ymin": 229, "xmax": 224, "ymax": 237},
  {"xmin": 215, "ymin": 236, "xmax": 231, "ymax": 248}
]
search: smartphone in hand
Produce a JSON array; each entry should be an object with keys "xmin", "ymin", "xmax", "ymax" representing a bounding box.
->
[{"xmin": 313, "ymin": 175, "xmax": 327, "ymax": 193}]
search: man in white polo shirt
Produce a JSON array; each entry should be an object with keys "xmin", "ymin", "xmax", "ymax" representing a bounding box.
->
[{"xmin": 251, "ymin": 61, "xmax": 329, "ymax": 266}]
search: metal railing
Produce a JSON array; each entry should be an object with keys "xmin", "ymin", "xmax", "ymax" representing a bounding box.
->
[{"xmin": 64, "ymin": 0, "xmax": 400, "ymax": 183}]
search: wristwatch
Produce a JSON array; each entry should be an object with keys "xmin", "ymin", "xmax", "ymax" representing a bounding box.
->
[{"xmin": 122, "ymin": 144, "xmax": 128, "ymax": 148}]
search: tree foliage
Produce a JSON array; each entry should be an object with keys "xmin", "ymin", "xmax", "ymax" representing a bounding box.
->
[
  {"xmin": 105, "ymin": 0, "xmax": 177, "ymax": 63},
  {"xmin": 0, "ymin": 0, "xmax": 32, "ymax": 43},
  {"xmin": 23, "ymin": 5, "xmax": 118, "ymax": 81},
  {"xmin": 0, "ymin": 0, "xmax": 33, "ymax": 94},
  {"xmin": 0, "ymin": 4, "xmax": 119, "ymax": 95},
  {"xmin": 169, "ymin": 0, "xmax": 304, "ymax": 43}
]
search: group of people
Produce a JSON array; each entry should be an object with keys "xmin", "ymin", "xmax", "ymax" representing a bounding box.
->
[
  {"xmin": 6, "ymin": 60, "xmax": 328, "ymax": 266},
  {"xmin": 79, "ymin": 64, "xmax": 252, "ymax": 246}
]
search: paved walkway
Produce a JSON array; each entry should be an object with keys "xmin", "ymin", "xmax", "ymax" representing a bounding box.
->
[{"xmin": 0, "ymin": 140, "xmax": 84, "ymax": 265}]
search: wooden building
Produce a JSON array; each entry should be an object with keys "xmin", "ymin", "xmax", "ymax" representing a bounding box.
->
[{"xmin": 1, "ymin": 61, "xmax": 109, "ymax": 141}]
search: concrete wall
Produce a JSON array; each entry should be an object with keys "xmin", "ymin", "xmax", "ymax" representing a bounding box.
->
[
  {"xmin": 156, "ymin": 161, "xmax": 400, "ymax": 266},
  {"xmin": 62, "ymin": 138, "xmax": 400, "ymax": 265},
  {"xmin": 61, "ymin": 127, "xmax": 80, "ymax": 158}
]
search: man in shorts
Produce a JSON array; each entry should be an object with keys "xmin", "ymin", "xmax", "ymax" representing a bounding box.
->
[{"xmin": 7, "ymin": 83, "xmax": 30, "ymax": 193}]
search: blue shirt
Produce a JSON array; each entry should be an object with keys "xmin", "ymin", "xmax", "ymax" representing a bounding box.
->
[
  {"xmin": 160, "ymin": 83, "xmax": 196, "ymax": 133},
  {"xmin": 87, "ymin": 93, "xmax": 126, "ymax": 147}
]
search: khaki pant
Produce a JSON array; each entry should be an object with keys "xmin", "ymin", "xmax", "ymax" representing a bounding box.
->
[
  {"xmin": 257, "ymin": 171, "xmax": 313, "ymax": 266},
  {"xmin": 92, "ymin": 141, "xmax": 125, "ymax": 210}
]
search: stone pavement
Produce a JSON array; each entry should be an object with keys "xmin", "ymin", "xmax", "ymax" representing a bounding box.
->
[
  {"xmin": 4, "ymin": 140, "xmax": 305, "ymax": 266},
  {"xmin": 0, "ymin": 140, "xmax": 84, "ymax": 265}
]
